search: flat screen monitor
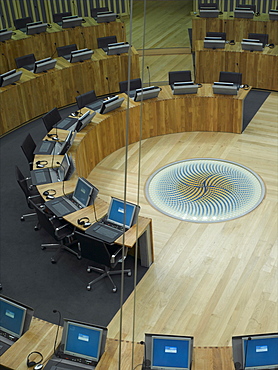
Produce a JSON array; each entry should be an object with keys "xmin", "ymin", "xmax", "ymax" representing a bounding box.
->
[
  {"xmin": 57, "ymin": 153, "xmax": 71, "ymax": 180},
  {"xmin": 99, "ymin": 96, "xmax": 124, "ymax": 114},
  {"xmin": 241, "ymin": 39, "xmax": 263, "ymax": 51},
  {"xmin": 172, "ymin": 82, "xmax": 199, "ymax": 95},
  {"xmin": 269, "ymin": 9, "xmax": 278, "ymax": 20},
  {"xmin": 33, "ymin": 57, "xmax": 57, "ymax": 73},
  {"xmin": 107, "ymin": 42, "xmax": 130, "ymax": 55},
  {"xmin": 106, "ymin": 197, "xmax": 138, "ymax": 229},
  {"xmin": 232, "ymin": 333, "xmax": 278, "ymax": 370},
  {"xmin": 60, "ymin": 319, "xmax": 107, "ymax": 364},
  {"xmin": 200, "ymin": 9, "xmax": 219, "ymax": 18},
  {"xmin": 72, "ymin": 177, "xmax": 98, "ymax": 208},
  {"xmin": 96, "ymin": 12, "xmax": 117, "ymax": 23},
  {"xmin": 204, "ymin": 37, "xmax": 226, "ymax": 49},
  {"xmin": 248, "ymin": 33, "xmax": 268, "ymax": 46},
  {"xmin": 213, "ymin": 82, "xmax": 238, "ymax": 95},
  {"xmin": 206, "ymin": 32, "xmax": 226, "ymax": 41},
  {"xmin": 70, "ymin": 48, "xmax": 93, "ymax": 63},
  {"xmin": 59, "ymin": 130, "xmax": 76, "ymax": 155},
  {"xmin": 75, "ymin": 110, "xmax": 96, "ymax": 132},
  {"xmin": 26, "ymin": 21, "xmax": 47, "ymax": 35},
  {"xmin": 62, "ymin": 16, "xmax": 82, "ymax": 28},
  {"xmin": 134, "ymin": 86, "xmax": 161, "ymax": 102},
  {"xmin": 234, "ymin": 8, "xmax": 254, "ymax": 19},
  {"xmin": 0, "ymin": 295, "xmax": 34, "ymax": 339},
  {"xmin": 0, "ymin": 69, "xmax": 22, "ymax": 87},
  {"xmin": 144, "ymin": 333, "xmax": 194, "ymax": 370},
  {"xmin": 0, "ymin": 28, "xmax": 12, "ymax": 42}
]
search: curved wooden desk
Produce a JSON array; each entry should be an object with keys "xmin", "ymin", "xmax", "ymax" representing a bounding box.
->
[
  {"xmin": 195, "ymin": 40, "xmax": 278, "ymax": 91},
  {"xmin": 0, "ymin": 47, "xmax": 139, "ymax": 136},
  {"xmin": 0, "ymin": 18, "xmax": 126, "ymax": 73},
  {"xmin": 192, "ymin": 12, "xmax": 278, "ymax": 52}
]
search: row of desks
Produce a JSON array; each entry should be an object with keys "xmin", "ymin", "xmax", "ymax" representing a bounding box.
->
[
  {"xmin": 0, "ymin": 18, "xmax": 126, "ymax": 74},
  {"xmin": 0, "ymin": 317, "xmax": 235, "ymax": 369}
]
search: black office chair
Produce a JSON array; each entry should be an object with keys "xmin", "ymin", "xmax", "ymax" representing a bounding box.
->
[
  {"xmin": 15, "ymin": 54, "xmax": 36, "ymax": 70},
  {"xmin": 219, "ymin": 71, "xmax": 242, "ymax": 88},
  {"xmin": 169, "ymin": 70, "xmax": 192, "ymax": 88},
  {"xmin": 29, "ymin": 197, "xmax": 80, "ymax": 263},
  {"xmin": 20, "ymin": 133, "xmax": 36, "ymax": 170},
  {"xmin": 91, "ymin": 7, "xmax": 109, "ymax": 18},
  {"xmin": 42, "ymin": 107, "xmax": 62, "ymax": 132},
  {"xmin": 53, "ymin": 12, "xmax": 72, "ymax": 24},
  {"xmin": 97, "ymin": 36, "xmax": 117, "ymax": 51},
  {"xmin": 56, "ymin": 44, "xmax": 77, "ymax": 59},
  {"xmin": 14, "ymin": 16, "xmax": 33, "ymax": 31},
  {"xmin": 75, "ymin": 90, "xmax": 98, "ymax": 110},
  {"xmin": 15, "ymin": 165, "xmax": 44, "ymax": 223},
  {"xmin": 75, "ymin": 230, "xmax": 132, "ymax": 292},
  {"xmin": 119, "ymin": 78, "xmax": 142, "ymax": 94}
]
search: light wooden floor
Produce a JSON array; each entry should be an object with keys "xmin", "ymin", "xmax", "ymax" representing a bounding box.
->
[
  {"xmin": 87, "ymin": 0, "xmax": 277, "ymax": 355},
  {"xmin": 88, "ymin": 91, "xmax": 278, "ymax": 348}
]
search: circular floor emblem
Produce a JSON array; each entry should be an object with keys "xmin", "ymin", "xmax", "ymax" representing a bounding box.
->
[{"xmin": 145, "ymin": 158, "xmax": 265, "ymax": 223}]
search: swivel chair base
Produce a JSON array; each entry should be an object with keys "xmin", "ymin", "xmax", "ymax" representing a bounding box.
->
[
  {"xmin": 41, "ymin": 241, "xmax": 81, "ymax": 263},
  {"xmin": 86, "ymin": 265, "xmax": 132, "ymax": 293}
]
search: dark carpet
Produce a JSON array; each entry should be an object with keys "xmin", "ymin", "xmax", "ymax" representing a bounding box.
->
[
  {"xmin": 0, "ymin": 104, "xmax": 148, "ymax": 327},
  {"xmin": 0, "ymin": 88, "xmax": 269, "ymax": 326}
]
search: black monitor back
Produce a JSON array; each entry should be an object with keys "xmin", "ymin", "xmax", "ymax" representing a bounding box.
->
[
  {"xmin": 236, "ymin": 4, "xmax": 256, "ymax": 12},
  {"xmin": 219, "ymin": 72, "xmax": 242, "ymax": 86},
  {"xmin": 206, "ymin": 32, "xmax": 226, "ymax": 40},
  {"xmin": 248, "ymin": 33, "xmax": 268, "ymax": 46},
  {"xmin": 91, "ymin": 7, "xmax": 109, "ymax": 18},
  {"xmin": 199, "ymin": 2, "xmax": 218, "ymax": 9},
  {"xmin": 53, "ymin": 12, "xmax": 72, "ymax": 23},
  {"xmin": 14, "ymin": 16, "xmax": 33, "ymax": 30},
  {"xmin": 97, "ymin": 36, "xmax": 117, "ymax": 49},
  {"xmin": 15, "ymin": 54, "xmax": 36, "ymax": 69},
  {"xmin": 119, "ymin": 78, "xmax": 142, "ymax": 93},
  {"xmin": 57, "ymin": 44, "xmax": 77, "ymax": 57},
  {"xmin": 76, "ymin": 90, "xmax": 97, "ymax": 109},
  {"xmin": 169, "ymin": 70, "xmax": 192, "ymax": 85}
]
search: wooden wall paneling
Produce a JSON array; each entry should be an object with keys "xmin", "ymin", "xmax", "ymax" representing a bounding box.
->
[{"xmin": 0, "ymin": 85, "xmax": 25, "ymax": 135}]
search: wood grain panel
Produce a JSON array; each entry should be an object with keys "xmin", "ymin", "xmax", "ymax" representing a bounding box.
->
[
  {"xmin": 192, "ymin": 14, "xmax": 278, "ymax": 51},
  {"xmin": 195, "ymin": 41, "xmax": 278, "ymax": 91},
  {"xmin": 0, "ymin": 19, "xmax": 126, "ymax": 73}
]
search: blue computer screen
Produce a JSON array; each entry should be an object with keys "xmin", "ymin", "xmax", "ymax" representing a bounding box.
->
[
  {"xmin": 152, "ymin": 336, "xmax": 190, "ymax": 369},
  {"xmin": 244, "ymin": 336, "xmax": 278, "ymax": 369},
  {"xmin": 64, "ymin": 322, "xmax": 103, "ymax": 361},
  {"xmin": 0, "ymin": 297, "xmax": 26, "ymax": 337},
  {"xmin": 107, "ymin": 198, "xmax": 136, "ymax": 228}
]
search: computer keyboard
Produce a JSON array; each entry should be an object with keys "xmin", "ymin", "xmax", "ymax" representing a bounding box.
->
[{"xmin": 94, "ymin": 225, "xmax": 119, "ymax": 239}]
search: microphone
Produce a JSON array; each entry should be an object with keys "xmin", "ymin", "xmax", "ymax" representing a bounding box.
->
[
  {"xmin": 146, "ymin": 66, "xmax": 151, "ymax": 86},
  {"xmin": 52, "ymin": 309, "xmax": 61, "ymax": 357}
]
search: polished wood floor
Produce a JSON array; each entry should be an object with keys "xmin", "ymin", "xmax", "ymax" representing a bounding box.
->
[{"xmin": 86, "ymin": 0, "xmax": 278, "ymax": 350}]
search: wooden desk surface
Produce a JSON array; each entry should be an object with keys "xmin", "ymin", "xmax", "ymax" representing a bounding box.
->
[{"xmin": 0, "ymin": 317, "xmax": 61, "ymax": 370}]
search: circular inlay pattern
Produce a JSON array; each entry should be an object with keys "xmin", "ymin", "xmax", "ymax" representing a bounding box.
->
[{"xmin": 145, "ymin": 159, "xmax": 265, "ymax": 223}]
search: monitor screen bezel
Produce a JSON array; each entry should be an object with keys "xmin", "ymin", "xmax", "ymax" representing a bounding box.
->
[
  {"xmin": 72, "ymin": 177, "xmax": 97, "ymax": 208},
  {"xmin": 106, "ymin": 197, "xmax": 137, "ymax": 229},
  {"xmin": 26, "ymin": 22, "xmax": 47, "ymax": 35},
  {"xmin": 242, "ymin": 334, "xmax": 278, "ymax": 369},
  {"xmin": 33, "ymin": 58, "xmax": 57, "ymax": 73},
  {"xmin": 99, "ymin": 96, "xmax": 124, "ymax": 114},
  {"xmin": 58, "ymin": 153, "xmax": 70, "ymax": 180},
  {"xmin": 62, "ymin": 17, "xmax": 82, "ymax": 28},
  {"xmin": 134, "ymin": 86, "xmax": 161, "ymax": 102},
  {"xmin": 70, "ymin": 49, "xmax": 93, "ymax": 63},
  {"xmin": 61, "ymin": 319, "xmax": 107, "ymax": 363},
  {"xmin": 0, "ymin": 70, "xmax": 22, "ymax": 87},
  {"xmin": 0, "ymin": 295, "xmax": 34, "ymax": 339},
  {"xmin": 144, "ymin": 333, "xmax": 193, "ymax": 370}
]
